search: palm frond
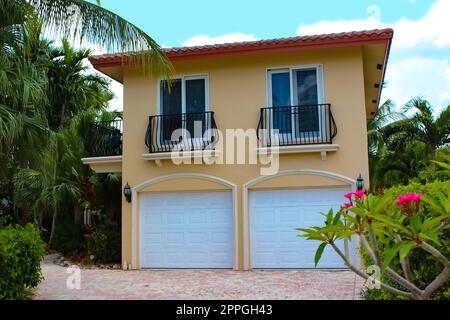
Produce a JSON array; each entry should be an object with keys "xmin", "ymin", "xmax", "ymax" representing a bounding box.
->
[{"xmin": 29, "ymin": 0, "xmax": 174, "ymax": 78}]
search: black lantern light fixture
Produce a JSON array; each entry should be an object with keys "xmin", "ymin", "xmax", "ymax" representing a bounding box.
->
[
  {"xmin": 356, "ymin": 174, "xmax": 364, "ymax": 191},
  {"xmin": 123, "ymin": 182, "xmax": 132, "ymax": 203}
]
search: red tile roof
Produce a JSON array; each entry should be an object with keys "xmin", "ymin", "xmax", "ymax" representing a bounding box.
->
[{"xmin": 89, "ymin": 28, "xmax": 393, "ymax": 67}]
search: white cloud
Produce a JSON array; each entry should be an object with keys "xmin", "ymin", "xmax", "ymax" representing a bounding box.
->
[
  {"xmin": 296, "ymin": 0, "xmax": 450, "ymax": 110},
  {"xmin": 297, "ymin": 0, "xmax": 450, "ymax": 52},
  {"xmin": 382, "ymin": 57, "xmax": 450, "ymax": 111},
  {"xmin": 182, "ymin": 32, "xmax": 257, "ymax": 47}
]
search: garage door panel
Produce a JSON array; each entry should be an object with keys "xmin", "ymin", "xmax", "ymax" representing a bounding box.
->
[
  {"xmin": 211, "ymin": 232, "xmax": 230, "ymax": 243},
  {"xmin": 250, "ymin": 187, "xmax": 351, "ymax": 269},
  {"xmin": 252, "ymin": 209, "xmax": 276, "ymax": 225},
  {"xmin": 140, "ymin": 191, "xmax": 234, "ymax": 269}
]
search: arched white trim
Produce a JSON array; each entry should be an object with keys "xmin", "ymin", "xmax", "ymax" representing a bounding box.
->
[
  {"xmin": 131, "ymin": 173, "xmax": 238, "ymax": 270},
  {"xmin": 133, "ymin": 173, "xmax": 236, "ymax": 192},
  {"xmin": 244, "ymin": 168, "xmax": 356, "ymax": 189},
  {"xmin": 242, "ymin": 169, "xmax": 356, "ymax": 270}
]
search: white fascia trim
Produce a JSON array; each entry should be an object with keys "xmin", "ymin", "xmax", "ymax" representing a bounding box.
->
[
  {"xmin": 142, "ymin": 150, "xmax": 222, "ymax": 161},
  {"xmin": 256, "ymin": 144, "xmax": 339, "ymax": 155},
  {"xmin": 81, "ymin": 155, "xmax": 123, "ymax": 164}
]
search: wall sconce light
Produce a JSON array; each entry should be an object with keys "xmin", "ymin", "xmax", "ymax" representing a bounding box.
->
[
  {"xmin": 123, "ymin": 182, "xmax": 132, "ymax": 203},
  {"xmin": 356, "ymin": 174, "xmax": 364, "ymax": 191}
]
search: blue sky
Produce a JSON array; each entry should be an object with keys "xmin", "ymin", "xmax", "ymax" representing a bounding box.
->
[{"xmin": 93, "ymin": 0, "xmax": 450, "ymax": 112}]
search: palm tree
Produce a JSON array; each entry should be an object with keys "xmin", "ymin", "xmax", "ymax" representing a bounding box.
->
[
  {"xmin": 402, "ymin": 98, "xmax": 450, "ymax": 153},
  {"xmin": 9, "ymin": 0, "xmax": 173, "ymax": 78},
  {"xmin": 367, "ymin": 100, "xmax": 406, "ymax": 190},
  {"xmin": 368, "ymin": 98, "xmax": 450, "ymax": 190},
  {"xmin": 14, "ymin": 131, "xmax": 82, "ymax": 245},
  {"xmin": 47, "ymin": 38, "xmax": 112, "ymax": 131},
  {"xmin": 367, "ymin": 99, "xmax": 405, "ymax": 157}
]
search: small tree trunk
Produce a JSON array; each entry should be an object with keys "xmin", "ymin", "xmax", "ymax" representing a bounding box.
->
[
  {"xmin": 59, "ymin": 103, "xmax": 66, "ymax": 130},
  {"xmin": 20, "ymin": 204, "xmax": 30, "ymax": 226},
  {"xmin": 48, "ymin": 209, "xmax": 58, "ymax": 247}
]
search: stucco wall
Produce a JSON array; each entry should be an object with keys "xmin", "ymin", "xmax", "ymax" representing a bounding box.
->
[{"xmin": 120, "ymin": 46, "xmax": 369, "ymax": 269}]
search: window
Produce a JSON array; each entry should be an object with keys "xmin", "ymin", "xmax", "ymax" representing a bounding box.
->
[
  {"xmin": 267, "ymin": 65, "xmax": 324, "ymax": 139},
  {"xmin": 159, "ymin": 75, "xmax": 209, "ymax": 141}
]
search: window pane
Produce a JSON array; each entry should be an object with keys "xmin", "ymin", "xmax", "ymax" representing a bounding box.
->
[
  {"xmin": 271, "ymin": 72, "xmax": 290, "ymax": 107},
  {"xmin": 160, "ymin": 79, "xmax": 182, "ymax": 141},
  {"xmin": 185, "ymin": 79, "xmax": 206, "ymax": 138},
  {"xmin": 186, "ymin": 79, "xmax": 206, "ymax": 113},
  {"xmin": 271, "ymin": 72, "xmax": 291, "ymax": 134},
  {"xmin": 295, "ymin": 68, "xmax": 318, "ymax": 105},
  {"xmin": 294, "ymin": 69, "xmax": 319, "ymax": 134}
]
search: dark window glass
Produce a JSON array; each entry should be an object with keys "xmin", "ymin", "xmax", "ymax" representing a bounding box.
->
[
  {"xmin": 295, "ymin": 69, "xmax": 319, "ymax": 133},
  {"xmin": 185, "ymin": 79, "xmax": 206, "ymax": 137},
  {"xmin": 271, "ymin": 72, "xmax": 291, "ymax": 134},
  {"xmin": 160, "ymin": 79, "xmax": 182, "ymax": 141}
]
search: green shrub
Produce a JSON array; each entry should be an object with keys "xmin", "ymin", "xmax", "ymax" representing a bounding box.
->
[
  {"xmin": 0, "ymin": 224, "xmax": 47, "ymax": 300},
  {"xmin": 362, "ymin": 180, "xmax": 450, "ymax": 300},
  {"xmin": 86, "ymin": 223, "xmax": 120, "ymax": 263},
  {"xmin": 52, "ymin": 215, "xmax": 85, "ymax": 254}
]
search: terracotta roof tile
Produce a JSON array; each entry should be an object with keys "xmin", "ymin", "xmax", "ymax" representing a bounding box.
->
[{"xmin": 89, "ymin": 28, "xmax": 393, "ymax": 67}]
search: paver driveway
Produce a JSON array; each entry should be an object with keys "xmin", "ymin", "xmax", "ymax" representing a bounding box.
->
[{"xmin": 34, "ymin": 257, "xmax": 365, "ymax": 300}]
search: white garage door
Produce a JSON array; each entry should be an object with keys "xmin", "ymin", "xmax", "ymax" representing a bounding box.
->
[
  {"xmin": 140, "ymin": 191, "xmax": 234, "ymax": 268},
  {"xmin": 250, "ymin": 187, "xmax": 351, "ymax": 269}
]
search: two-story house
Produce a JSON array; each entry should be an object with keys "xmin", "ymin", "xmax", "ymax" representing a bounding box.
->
[{"xmin": 83, "ymin": 28, "xmax": 394, "ymax": 271}]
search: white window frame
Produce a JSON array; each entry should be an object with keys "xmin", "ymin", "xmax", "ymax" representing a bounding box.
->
[
  {"xmin": 156, "ymin": 74, "xmax": 210, "ymax": 115},
  {"xmin": 156, "ymin": 74, "xmax": 210, "ymax": 148},
  {"xmin": 266, "ymin": 65, "xmax": 326, "ymax": 143}
]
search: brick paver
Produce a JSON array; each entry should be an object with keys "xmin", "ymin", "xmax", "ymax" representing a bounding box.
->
[{"xmin": 34, "ymin": 257, "xmax": 365, "ymax": 300}]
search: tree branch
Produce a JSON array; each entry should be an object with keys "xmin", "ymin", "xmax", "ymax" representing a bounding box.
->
[
  {"xmin": 423, "ymin": 266, "xmax": 450, "ymax": 300},
  {"xmin": 329, "ymin": 242, "xmax": 413, "ymax": 299},
  {"xmin": 420, "ymin": 242, "xmax": 450, "ymax": 267},
  {"xmin": 359, "ymin": 235, "xmax": 423, "ymax": 295},
  {"xmin": 367, "ymin": 222, "xmax": 381, "ymax": 266},
  {"xmin": 394, "ymin": 234, "xmax": 414, "ymax": 284}
]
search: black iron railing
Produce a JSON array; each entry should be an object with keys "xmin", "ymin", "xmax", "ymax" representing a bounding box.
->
[
  {"xmin": 257, "ymin": 104, "xmax": 337, "ymax": 147},
  {"xmin": 85, "ymin": 119, "xmax": 123, "ymax": 157},
  {"xmin": 145, "ymin": 111, "xmax": 219, "ymax": 153}
]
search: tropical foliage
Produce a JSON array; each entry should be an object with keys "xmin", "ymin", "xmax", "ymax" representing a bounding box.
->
[
  {"xmin": 368, "ymin": 98, "xmax": 450, "ymax": 190},
  {"xmin": 298, "ymin": 185, "xmax": 450, "ymax": 300},
  {"xmin": 0, "ymin": 0, "xmax": 169, "ymax": 266}
]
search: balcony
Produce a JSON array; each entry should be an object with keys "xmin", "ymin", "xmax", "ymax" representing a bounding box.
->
[
  {"xmin": 145, "ymin": 111, "xmax": 219, "ymax": 153},
  {"xmin": 82, "ymin": 119, "xmax": 123, "ymax": 173},
  {"xmin": 85, "ymin": 119, "xmax": 123, "ymax": 157},
  {"xmin": 257, "ymin": 104, "xmax": 339, "ymax": 160}
]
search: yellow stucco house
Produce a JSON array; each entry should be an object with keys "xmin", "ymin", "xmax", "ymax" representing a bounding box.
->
[{"xmin": 83, "ymin": 28, "xmax": 393, "ymax": 271}]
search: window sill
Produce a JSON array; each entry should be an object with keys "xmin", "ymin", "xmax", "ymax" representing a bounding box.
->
[
  {"xmin": 143, "ymin": 150, "xmax": 222, "ymax": 167},
  {"xmin": 256, "ymin": 144, "xmax": 339, "ymax": 160},
  {"xmin": 81, "ymin": 156, "xmax": 122, "ymax": 173}
]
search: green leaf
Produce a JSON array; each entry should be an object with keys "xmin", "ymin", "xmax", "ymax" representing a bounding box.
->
[
  {"xmin": 332, "ymin": 211, "xmax": 342, "ymax": 225},
  {"xmin": 409, "ymin": 214, "xmax": 421, "ymax": 234},
  {"xmin": 348, "ymin": 207, "xmax": 367, "ymax": 217},
  {"xmin": 399, "ymin": 242, "xmax": 415, "ymax": 262},
  {"xmin": 369, "ymin": 214, "xmax": 411, "ymax": 234},
  {"xmin": 420, "ymin": 232, "xmax": 442, "ymax": 246},
  {"xmin": 314, "ymin": 243, "xmax": 327, "ymax": 267},
  {"xmin": 382, "ymin": 241, "xmax": 403, "ymax": 266},
  {"xmin": 422, "ymin": 196, "xmax": 446, "ymax": 216}
]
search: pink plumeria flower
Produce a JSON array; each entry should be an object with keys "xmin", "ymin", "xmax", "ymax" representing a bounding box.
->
[
  {"xmin": 344, "ymin": 202, "xmax": 352, "ymax": 208},
  {"xmin": 354, "ymin": 190, "xmax": 365, "ymax": 199},
  {"xmin": 396, "ymin": 193, "xmax": 423, "ymax": 206},
  {"xmin": 396, "ymin": 193, "xmax": 423, "ymax": 217},
  {"xmin": 344, "ymin": 193, "xmax": 353, "ymax": 200},
  {"xmin": 409, "ymin": 193, "xmax": 423, "ymax": 203}
]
